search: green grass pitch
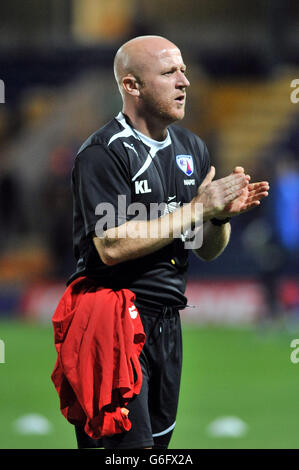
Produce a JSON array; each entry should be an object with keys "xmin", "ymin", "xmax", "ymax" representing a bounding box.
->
[{"xmin": 0, "ymin": 319, "xmax": 298, "ymax": 449}]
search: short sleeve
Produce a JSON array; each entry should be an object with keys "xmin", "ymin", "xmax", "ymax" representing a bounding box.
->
[{"xmin": 73, "ymin": 144, "xmax": 132, "ymax": 236}]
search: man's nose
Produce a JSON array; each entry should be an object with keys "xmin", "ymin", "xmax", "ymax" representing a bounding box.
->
[{"xmin": 177, "ymin": 71, "xmax": 190, "ymax": 88}]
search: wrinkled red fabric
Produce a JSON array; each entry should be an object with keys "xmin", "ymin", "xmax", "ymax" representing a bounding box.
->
[{"xmin": 51, "ymin": 276, "xmax": 146, "ymax": 439}]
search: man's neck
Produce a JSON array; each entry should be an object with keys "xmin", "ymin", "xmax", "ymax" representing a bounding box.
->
[{"xmin": 122, "ymin": 109, "xmax": 169, "ymax": 142}]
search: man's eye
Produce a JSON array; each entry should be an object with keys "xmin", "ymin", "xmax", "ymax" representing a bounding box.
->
[{"xmin": 163, "ymin": 69, "xmax": 186, "ymax": 75}]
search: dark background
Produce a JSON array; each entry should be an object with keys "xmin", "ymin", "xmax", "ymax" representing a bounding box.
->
[{"xmin": 0, "ymin": 0, "xmax": 298, "ymax": 321}]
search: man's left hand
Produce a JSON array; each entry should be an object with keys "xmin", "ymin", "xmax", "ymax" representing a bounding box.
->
[{"xmin": 217, "ymin": 166, "xmax": 269, "ymax": 218}]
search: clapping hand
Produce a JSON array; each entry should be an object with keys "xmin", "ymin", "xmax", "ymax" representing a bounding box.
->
[{"xmin": 219, "ymin": 166, "xmax": 269, "ymax": 218}]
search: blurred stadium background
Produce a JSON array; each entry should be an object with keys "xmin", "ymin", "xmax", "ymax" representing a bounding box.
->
[{"xmin": 0, "ymin": 0, "xmax": 298, "ymax": 449}]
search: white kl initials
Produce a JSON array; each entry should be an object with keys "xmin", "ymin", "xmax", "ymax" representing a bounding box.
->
[{"xmin": 135, "ymin": 180, "xmax": 152, "ymax": 194}]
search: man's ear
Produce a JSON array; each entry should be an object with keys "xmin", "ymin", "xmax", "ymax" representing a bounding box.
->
[{"xmin": 122, "ymin": 75, "xmax": 140, "ymax": 96}]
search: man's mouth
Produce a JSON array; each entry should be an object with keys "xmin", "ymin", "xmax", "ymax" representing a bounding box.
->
[{"xmin": 175, "ymin": 94, "xmax": 185, "ymax": 103}]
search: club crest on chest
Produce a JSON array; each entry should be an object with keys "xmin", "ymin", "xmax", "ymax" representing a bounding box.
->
[{"xmin": 176, "ymin": 155, "xmax": 194, "ymax": 176}]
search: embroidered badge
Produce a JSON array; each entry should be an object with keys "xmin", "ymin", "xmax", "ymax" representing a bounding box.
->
[{"xmin": 176, "ymin": 155, "xmax": 194, "ymax": 176}]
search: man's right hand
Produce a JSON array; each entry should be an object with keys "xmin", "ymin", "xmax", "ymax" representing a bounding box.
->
[{"xmin": 192, "ymin": 166, "xmax": 249, "ymax": 222}]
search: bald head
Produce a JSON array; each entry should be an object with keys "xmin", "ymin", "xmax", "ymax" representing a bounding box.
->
[{"xmin": 114, "ymin": 35, "xmax": 180, "ymax": 94}]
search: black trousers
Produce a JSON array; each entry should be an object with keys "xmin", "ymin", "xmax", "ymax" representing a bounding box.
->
[{"xmin": 75, "ymin": 303, "xmax": 183, "ymax": 449}]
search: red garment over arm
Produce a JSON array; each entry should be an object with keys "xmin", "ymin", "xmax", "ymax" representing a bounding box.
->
[{"xmin": 51, "ymin": 277, "xmax": 146, "ymax": 439}]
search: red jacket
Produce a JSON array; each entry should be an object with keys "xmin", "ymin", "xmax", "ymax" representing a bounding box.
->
[{"xmin": 51, "ymin": 277, "xmax": 146, "ymax": 439}]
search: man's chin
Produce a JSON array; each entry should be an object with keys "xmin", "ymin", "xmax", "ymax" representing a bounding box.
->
[
  {"xmin": 163, "ymin": 109, "xmax": 185, "ymax": 124},
  {"xmin": 170, "ymin": 110, "xmax": 185, "ymax": 122},
  {"xmin": 177, "ymin": 110, "xmax": 185, "ymax": 120}
]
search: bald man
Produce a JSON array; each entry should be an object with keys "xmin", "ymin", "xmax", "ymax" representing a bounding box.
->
[{"xmin": 67, "ymin": 35, "xmax": 269, "ymax": 449}]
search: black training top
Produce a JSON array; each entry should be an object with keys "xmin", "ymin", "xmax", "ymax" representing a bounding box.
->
[{"xmin": 67, "ymin": 112, "xmax": 210, "ymax": 308}]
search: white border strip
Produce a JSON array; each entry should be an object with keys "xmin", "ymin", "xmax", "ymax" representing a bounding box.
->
[{"xmin": 152, "ymin": 421, "xmax": 176, "ymax": 437}]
